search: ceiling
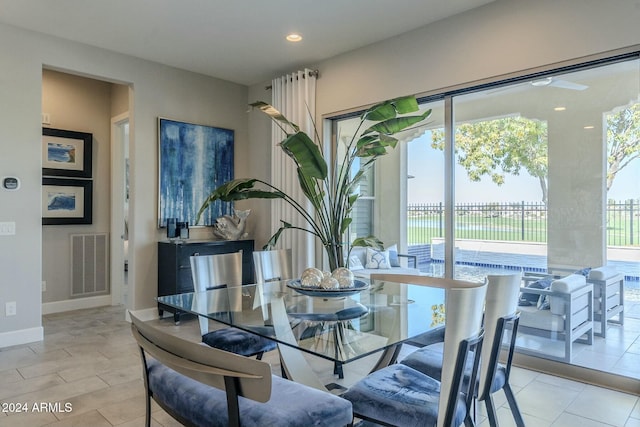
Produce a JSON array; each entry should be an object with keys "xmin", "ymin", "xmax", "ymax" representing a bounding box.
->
[{"xmin": 0, "ymin": 0, "xmax": 494, "ymax": 86}]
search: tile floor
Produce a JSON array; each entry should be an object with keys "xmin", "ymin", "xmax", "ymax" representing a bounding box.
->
[{"xmin": 0, "ymin": 305, "xmax": 639, "ymax": 426}]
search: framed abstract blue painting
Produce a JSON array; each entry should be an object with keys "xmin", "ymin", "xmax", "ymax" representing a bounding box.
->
[{"xmin": 158, "ymin": 118, "xmax": 234, "ymax": 228}]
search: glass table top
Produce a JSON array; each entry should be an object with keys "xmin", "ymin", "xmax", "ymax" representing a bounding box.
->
[{"xmin": 157, "ymin": 278, "xmax": 446, "ymax": 364}]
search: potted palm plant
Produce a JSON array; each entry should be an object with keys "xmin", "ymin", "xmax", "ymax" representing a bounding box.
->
[{"xmin": 197, "ymin": 95, "xmax": 431, "ymax": 271}]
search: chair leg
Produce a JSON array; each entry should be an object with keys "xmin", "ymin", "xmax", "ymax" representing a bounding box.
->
[
  {"xmin": 255, "ymin": 351, "xmax": 264, "ymax": 360},
  {"xmin": 464, "ymin": 413, "xmax": 476, "ymax": 427},
  {"xmin": 484, "ymin": 395, "xmax": 499, "ymax": 427},
  {"xmin": 503, "ymin": 384, "xmax": 525, "ymax": 427},
  {"xmin": 145, "ymin": 395, "xmax": 151, "ymax": 427}
]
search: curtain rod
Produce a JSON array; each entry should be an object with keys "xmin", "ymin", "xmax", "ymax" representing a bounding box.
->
[{"xmin": 265, "ymin": 69, "xmax": 319, "ymax": 90}]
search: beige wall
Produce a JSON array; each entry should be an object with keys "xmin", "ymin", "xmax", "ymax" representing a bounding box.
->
[
  {"xmin": 247, "ymin": 0, "xmax": 640, "ymax": 267},
  {"xmin": 2, "ymin": 0, "xmax": 639, "ymax": 346},
  {"xmin": 41, "ymin": 70, "xmax": 114, "ymax": 303},
  {"xmin": 0, "ymin": 23, "xmax": 248, "ymax": 346}
]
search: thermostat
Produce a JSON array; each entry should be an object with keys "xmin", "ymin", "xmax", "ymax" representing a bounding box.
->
[{"xmin": 2, "ymin": 177, "xmax": 20, "ymax": 191}]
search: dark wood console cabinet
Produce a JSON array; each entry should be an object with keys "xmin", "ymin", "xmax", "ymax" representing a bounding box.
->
[{"xmin": 157, "ymin": 239, "xmax": 254, "ymax": 322}]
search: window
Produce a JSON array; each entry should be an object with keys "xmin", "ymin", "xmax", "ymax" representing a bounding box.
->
[{"xmin": 330, "ymin": 51, "xmax": 640, "ymax": 380}]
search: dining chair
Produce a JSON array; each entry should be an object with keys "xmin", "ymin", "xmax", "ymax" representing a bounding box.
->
[
  {"xmin": 130, "ymin": 312, "xmax": 353, "ymax": 427},
  {"xmin": 343, "ymin": 274, "xmax": 487, "ymax": 427},
  {"xmin": 190, "ymin": 252, "xmax": 276, "ymax": 359},
  {"xmin": 253, "ymin": 248, "xmax": 293, "ymax": 283},
  {"xmin": 401, "ymin": 273, "xmax": 524, "ymax": 426}
]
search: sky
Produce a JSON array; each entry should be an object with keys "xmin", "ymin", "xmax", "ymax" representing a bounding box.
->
[{"xmin": 407, "ymin": 131, "xmax": 639, "ymax": 204}]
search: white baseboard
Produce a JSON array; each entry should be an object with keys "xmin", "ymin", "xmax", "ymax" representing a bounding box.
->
[
  {"xmin": 0, "ymin": 326, "xmax": 43, "ymax": 349},
  {"xmin": 42, "ymin": 295, "xmax": 113, "ymax": 315}
]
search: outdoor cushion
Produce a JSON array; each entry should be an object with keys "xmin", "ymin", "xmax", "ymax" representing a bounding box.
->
[
  {"xmin": 147, "ymin": 359, "xmax": 353, "ymax": 427},
  {"xmin": 387, "ymin": 244, "xmax": 400, "ymax": 267},
  {"xmin": 518, "ymin": 305, "xmax": 566, "ymax": 332},
  {"xmin": 588, "ymin": 266, "xmax": 618, "ymax": 281},
  {"xmin": 342, "ymin": 363, "xmax": 466, "ymax": 427},
  {"xmin": 549, "ymin": 274, "xmax": 587, "ymax": 315},
  {"xmin": 519, "ymin": 276, "xmax": 553, "ymax": 306},
  {"xmin": 349, "ymin": 247, "xmax": 420, "ymax": 278},
  {"xmin": 365, "ymin": 248, "xmax": 391, "ymax": 269},
  {"xmin": 348, "ymin": 255, "xmax": 364, "ymax": 270}
]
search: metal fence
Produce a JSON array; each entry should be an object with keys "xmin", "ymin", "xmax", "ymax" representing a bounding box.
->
[{"xmin": 408, "ymin": 200, "xmax": 639, "ymax": 246}]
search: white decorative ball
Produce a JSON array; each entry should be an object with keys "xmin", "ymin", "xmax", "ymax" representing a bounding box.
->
[
  {"xmin": 322, "ymin": 270, "xmax": 332, "ymax": 278},
  {"xmin": 332, "ymin": 267, "xmax": 354, "ymax": 288},
  {"xmin": 319, "ymin": 276, "xmax": 340, "ymax": 289},
  {"xmin": 300, "ymin": 267, "xmax": 323, "ymax": 288}
]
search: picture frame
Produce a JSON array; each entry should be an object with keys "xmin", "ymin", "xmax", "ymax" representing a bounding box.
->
[
  {"xmin": 158, "ymin": 118, "xmax": 234, "ymax": 227},
  {"xmin": 42, "ymin": 128, "xmax": 93, "ymax": 178},
  {"xmin": 42, "ymin": 178, "xmax": 93, "ymax": 225}
]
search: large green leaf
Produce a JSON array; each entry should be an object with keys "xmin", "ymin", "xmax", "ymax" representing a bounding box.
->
[
  {"xmin": 390, "ymin": 96, "xmax": 420, "ymax": 114},
  {"xmin": 196, "ymin": 179, "xmax": 284, "ymax": 224},
  {"xmin": 340, "ymin": 217, "xmax": 352, "ymax": 234},
  {"xmin": 362, "ymin": 95, "xmax": 420, "ymax": 121},
  {"xmin": 281, "ymin": 131, "xmax": 328, "ymax": 179},
  {"xmin": 355, "ymin": 136, "xmax": 398, "ymax": 157},
  {"xmin": 296, "ymin": 167, "xmax": 324, "ymax": 209},
  {"xmin": 263, "ymin": 221, "xmax": 293, "ymax": 249},
  {"xmin": 250, "ymin": 101, "xmax": 299, "ymax": 132},
  {"xmin": 352, "ymin": 236, "xmax": 384, "ymax": 250},
  {"xmin": 363, "ymin": 109, "xmax": 432, "ymax": 135}
]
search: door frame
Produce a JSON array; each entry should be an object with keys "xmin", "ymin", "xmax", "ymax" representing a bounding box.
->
[{"xmin": 110, "ymin": 112, "xmax": 129, "ymax": 307}]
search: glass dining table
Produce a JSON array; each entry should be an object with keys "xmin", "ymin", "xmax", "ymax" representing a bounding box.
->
[{"xmin": 156, "ymin": 277, "xmax": 446, "ymax": 391}]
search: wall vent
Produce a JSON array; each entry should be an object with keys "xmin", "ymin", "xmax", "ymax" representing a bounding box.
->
[{"xmin": 70, "ymin": 233, "xmax": 109, "ymax": 297}]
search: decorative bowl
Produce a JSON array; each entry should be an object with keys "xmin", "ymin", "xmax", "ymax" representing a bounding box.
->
[{"xmin": 286, "ymin": 279, "xmax": 369, "ymax": 298}]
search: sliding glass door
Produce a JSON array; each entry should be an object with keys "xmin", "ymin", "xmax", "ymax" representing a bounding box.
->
[{"xmin": 331, "ymin": 52, "xmax": 639, "ymax": 379}]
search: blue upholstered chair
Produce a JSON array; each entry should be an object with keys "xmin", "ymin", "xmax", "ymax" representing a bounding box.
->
[
  {"xmin": 402, "ymin": 314, "xmax": 523, "ymax": 427},
  {"xmin": 343, "ymin": 330, "xmax": 484, "ymax": 427},
  {"xmin": 343, "ymin": 274, "xmax": 488, "ymax": 427},
  {"xmin": 401, "ymin": 273, "xmax": 524, "ymax": 427},
  {"xmin": 130, "ymin": 312, "xmax": 353, "ymax": 427},
  {"xmin": 190, "ymin": 252, "xmax": 276, "ymax": 359}
]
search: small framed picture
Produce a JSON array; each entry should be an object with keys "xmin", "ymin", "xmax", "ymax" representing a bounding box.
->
[
  {"xmin": 42, "ymin": 128, "xmax": 93, "ymax": 178},
  {"xmin": 42, "ymin": 178, "xmax": 93, "ymax": 225}
]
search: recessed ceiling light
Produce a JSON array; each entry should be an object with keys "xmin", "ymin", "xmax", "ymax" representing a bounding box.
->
[
  {"xmin": 286, "ymin": 33, "xmax": 302, "ymax": 42},
  {"xmin": 554, "ymin": 106, "xmax": 566, "ymax": 111},
  {"xmin": 584, "ymin": 125, "xmax": 595, "ymax": 129}
]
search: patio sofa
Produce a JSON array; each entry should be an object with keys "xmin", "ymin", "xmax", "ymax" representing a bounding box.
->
[
  {"xmin": 526, "ymin": 266, "xmax": 624, "ymax": 338},
  {"xmin": 517, "ymin": 273, "xmax": 594, "ymax": 362},
  {"xmin": 348, "ymin": 245, "xmax": 419, "ymax": 279}
]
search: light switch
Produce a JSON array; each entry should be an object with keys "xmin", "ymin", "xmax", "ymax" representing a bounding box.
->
[{"xmin": 0, "ymin": 222, "xmax": 16, "ymax": 235}]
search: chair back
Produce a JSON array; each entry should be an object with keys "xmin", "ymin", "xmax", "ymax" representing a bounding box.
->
[
  {"xmin": 479, "ymin": 273, "xmax": 521, "ymax": 394},
  {"xmin": 370, "ymin": 273, "xmax": 487, "ymax": 427},
  {"xmin": 190, "ymin": 252, "xmax": 243, "ymax": 291},
  {"xmin": 190, "ymin": 252, "xmax": 243, "ymax": 335},
  {"xmin": 129, "ymin": 312, "xmax": 271, "ymax": 402},
  {"xmin": 253, "ymin": 249, "xmax": 293, "ymax": 283}
]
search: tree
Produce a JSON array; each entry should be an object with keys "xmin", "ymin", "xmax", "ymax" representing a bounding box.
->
[
  {"xmin": 431, "ymin": 117, "xmax": 549, "ymax": 204},
  {"xmin": 606, "ymin": 103, "xmax": 640, "ymax": 191},
  {"xmin": 431, "ymin": 103, "xmax": 640, "ymax": 204}
]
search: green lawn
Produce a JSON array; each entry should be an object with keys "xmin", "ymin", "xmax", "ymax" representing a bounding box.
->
[{"xmin": 407, "ymin": 213, "xmax": 638, "ymax": 246}]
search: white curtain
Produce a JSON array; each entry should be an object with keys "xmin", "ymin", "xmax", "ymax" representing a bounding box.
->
[{"xmin": 270, "ymin": 69, "xmax": 317, "ymax": 276}]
